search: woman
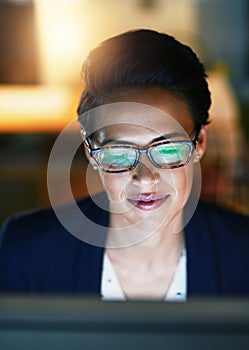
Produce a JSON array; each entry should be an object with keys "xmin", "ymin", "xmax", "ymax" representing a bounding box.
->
[{"xmin": 0, "ymin": 29, "xmax": 248, "ymax": 298}]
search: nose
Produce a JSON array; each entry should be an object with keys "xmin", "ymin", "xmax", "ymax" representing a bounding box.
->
[{"xmin": 132, "ymin": 154, "xmax": 160, "ymax": 187}]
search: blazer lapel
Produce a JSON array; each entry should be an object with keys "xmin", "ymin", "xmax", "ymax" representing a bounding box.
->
[
  {"xmin": 73, "ymin": 194, "xmax": 108, "ymax": 294},
  {"xmin": 185, "ymin": 203, "xmax": 221, "ymax": 296}
]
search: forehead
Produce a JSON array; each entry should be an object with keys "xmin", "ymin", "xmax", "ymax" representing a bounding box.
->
[
  {"xmin": 83, "ymin": 93, "xmax": 194, "ymax": 145},
  {"xmin": 104, "ymin": 87, "xmax": 194, "ymax": 131},
  {"xmin": 93, "ymin": 122, "xmax": 188, "ymax": 147}
]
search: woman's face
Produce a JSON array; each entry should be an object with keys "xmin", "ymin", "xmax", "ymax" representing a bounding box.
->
[{"xmin": 85, "ymin": 87, "xmax": 206, "ymax": 234}]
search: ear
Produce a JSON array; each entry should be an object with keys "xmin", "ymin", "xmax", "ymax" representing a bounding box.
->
[
  {"xmin": 195, "ymin": 126, "xmax": 207, "ymax": 160},
  {"xmin": 83, "ymin": 142, "xmax": 92, "ymax": 163},
  {"xmin": 81, "ymin": 131, "xmax": 97, "ymax": 168},
  {"xmin": 80, "ymin": 129, "xmax": 90, "ymax": 161},
  {"xmin": 80, "ymin": 128, "xmax": 86, "ymax": 139}
]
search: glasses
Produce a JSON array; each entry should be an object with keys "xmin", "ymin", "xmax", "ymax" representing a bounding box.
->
[{"xmin": 85, "ymin": 127, "xmax": 200, "ymax": 173}]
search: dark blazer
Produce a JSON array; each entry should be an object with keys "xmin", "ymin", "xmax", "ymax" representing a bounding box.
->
[{"xmin": 0, "ymin": 195, "xmax": 249, "ymax": 296}]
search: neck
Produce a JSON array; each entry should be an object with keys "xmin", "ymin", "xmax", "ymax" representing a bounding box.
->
[
  {"xmin": 106, "ymin": 212, "xmax": 185, "ymax": 267},
  {"xmin": 106, "ymin": 208, "xmax": 184, "ymax": 245}
]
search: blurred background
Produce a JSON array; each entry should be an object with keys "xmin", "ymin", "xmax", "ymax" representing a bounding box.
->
[{"xmin": 0, "ymin": 0, "xmax": 249, "ymax": 227}]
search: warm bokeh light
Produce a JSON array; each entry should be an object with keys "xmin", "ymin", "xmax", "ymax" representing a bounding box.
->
[
  {"xmin": 0, "ymin": 0, "xmax": 201, "ymax": 133},
  {"xmin": 34, "ymin": 0, "xmax": 199, "ymax": 84},
  {"xmin": 34, "ymin": 0, "xmax": 88, "ymax": 84},
  {"xmin": 0, "ymin": 85, "xmax": 79, "ymax": 132}
]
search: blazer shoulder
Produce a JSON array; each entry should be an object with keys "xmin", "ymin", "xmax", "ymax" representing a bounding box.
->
[
  {"xmin": 0, "ymin": 195, "xmax": 96, "ymax": 244},
  {"xmin": 195, "ymin": 200, "xmax": 249, "ymax": 239},
  {"xmin": 198, "ymin": 201, "xmax": 249, "ymax": 222},
  {"xmin": 0, "ymin": 195, "xmax": 105, "ymax": 292}
]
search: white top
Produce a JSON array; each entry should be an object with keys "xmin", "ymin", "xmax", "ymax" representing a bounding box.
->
[{"xmin": 101, "ymin": 249, "xmax": 187, "ymax": 302}]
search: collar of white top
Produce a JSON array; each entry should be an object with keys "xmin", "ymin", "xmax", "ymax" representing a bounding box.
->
[{"xmin": 101, "ymin": 249, "xmax": 187, "ymax": 301}]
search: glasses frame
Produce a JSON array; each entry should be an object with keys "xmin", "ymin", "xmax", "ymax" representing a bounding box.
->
[{"xmin": 84, "ymin": 125, "xmax": 201, "ymax": 173}]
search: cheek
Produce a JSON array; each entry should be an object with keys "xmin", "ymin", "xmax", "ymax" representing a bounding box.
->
[
  {"xmin": 99, "ymin": 172, "xmax": 131, "ymax": 201},
  {"xmin": 162, "ymin": 164, "xmax": 194, "ymax": 202}
]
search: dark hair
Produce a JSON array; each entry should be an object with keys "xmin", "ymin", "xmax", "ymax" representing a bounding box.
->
[{"xmin": 77, "ymin": 29, "xmax": 211, "ymax": 126}]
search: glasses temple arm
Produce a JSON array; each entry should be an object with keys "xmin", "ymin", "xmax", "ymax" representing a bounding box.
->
[{"xmin": 192, "ymin": 124, "xmax": 201, "ymax": 146}]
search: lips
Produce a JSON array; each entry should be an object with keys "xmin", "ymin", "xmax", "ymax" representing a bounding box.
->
[{"xmin": 127, "ymin": 193, "xmax": 168, "ymax": 211}]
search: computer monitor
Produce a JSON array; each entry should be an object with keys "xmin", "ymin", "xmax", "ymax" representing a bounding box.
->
[{"xmin": 0, "ymin": 295, "xmax": 248, "ymax": 350}]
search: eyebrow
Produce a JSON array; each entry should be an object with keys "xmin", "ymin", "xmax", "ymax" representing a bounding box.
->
[{"xmin": 97, "ymin": 132, "xmax": 187, "ymax": 147}]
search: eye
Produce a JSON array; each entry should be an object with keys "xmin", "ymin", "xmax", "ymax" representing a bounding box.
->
[
  {"xmin": 150, "ymin": 143, "xmax": 191, "ymax": 165},
  {"xmin": 97, "ymin": 148, "xmax": 137, "ymax": 169}
]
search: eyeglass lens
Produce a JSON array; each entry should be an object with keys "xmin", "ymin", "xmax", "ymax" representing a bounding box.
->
[{"xmin": 94, "ymin": 142, "xmax": 193, "ymax": 172}]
